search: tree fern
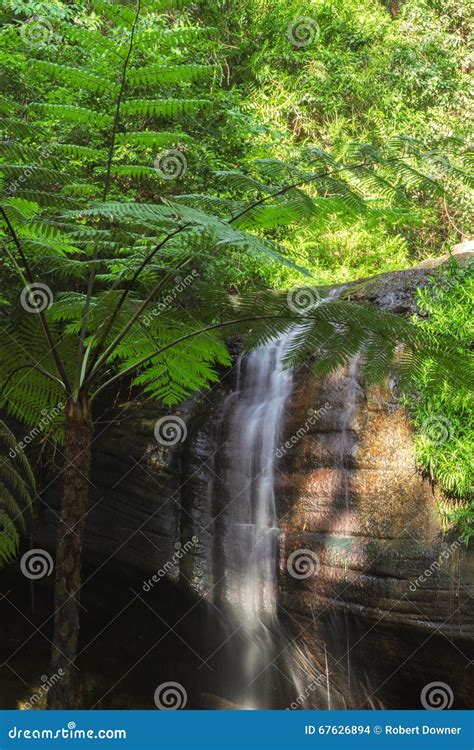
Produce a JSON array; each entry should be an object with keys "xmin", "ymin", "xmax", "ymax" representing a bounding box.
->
[
  {"xmin": 0, "ymin": 420, "xmax": 36, "ymax": 567},
  {"xmin": 0, "ymin": 0, "xmax": 471, "ymax": 418}
]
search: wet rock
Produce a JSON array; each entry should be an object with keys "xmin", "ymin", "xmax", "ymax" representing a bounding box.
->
[{"xmin": 278, "ymin": 364, "xmax": 473, "ymax": 708}]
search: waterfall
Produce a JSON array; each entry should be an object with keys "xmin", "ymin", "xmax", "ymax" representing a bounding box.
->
[
  {"xmin": 204, "ymin": 287, "xmax": 348, "ymax": 708},
  {"xmin": 205, "ymin": 329, "xmax": 310, "ymax": 709},
  {"xmin": 222, "ymin": 334, "xmax": 296, "ymax": 704},
  {"xmin": 222, "ymin": 333, "xmax": 295, "ymax": 617}
]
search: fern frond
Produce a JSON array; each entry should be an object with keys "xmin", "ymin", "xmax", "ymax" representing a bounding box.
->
[
  {"xmin": 0, "ymin": 512, "xmax": 19, "ymax": 566},
  {"xmin": 233, "ymin": 195, "xmax": 316, "ymax": 230},
  {"xmin": 30, "ymin": 104, "xmax": 113, "ymax": 128},
  {"xmin": 121, "ymin": 98, "xmax": 210, "ymax": 117},
  {"xmin": 1, "ymin": 164, "xmax": 63, "ymax": 184},
  {"xmin": 52, "ymin": 144, "xmax": 107, "ymax": 161},
  {"xmin": 0, "ymin": 419, "xmax": 36, "ymax": 567},
  {"xmin": 344, "ymin": 142, "xmax": 385, "ymax": 164},
  {"xmin": 0, "ymin": 319, "xmax": 69, "ymax": 428},
  {"xmin": 31, "ymin": 61, "xmax": 118, "ymax": 95},
  {"xmin": 349, "ymin": 164, "xmax": 403, "ymax": 203},
  {"xmin": 134, "ymin": 26, "xmax": 216, "ymax": 51},
  {"xmin": 0, "ymin": 483, "xmax": 25, "ymax": 534},
  {"xmin": 360, "ymin": 332, "xmax": 396, "ymax": 384},
  {"xmin": 12, "ymin": 191, "xmax": 81, "ymax": 209},
  {"xmin": 116, "ymin": 131, "xmax": 192, "ymax": 148},
  {"xmin": 215, "ymin": 170, "xmax": 272, "ymax": 194},
  {"xmin": 15, "ymin": 222, "xmax": 79, "ymax": 257},
  {"xmin": 0, "ymin": 117, "xmax": 44, "ymax": 139},
  {"xmin": 111, "ymin": 318, "xmax": 231, "ymax": 406},
  {"xmin": 0, "ymin": 197, "xmax": 41, "ymax": 224},
  {"xmin": 389, "ymin": 160, "xmax": 445, "ymax": 196},
  {"xmin": 91, "ymin": 0, "xmax": 137, "ymax": 27},
  {"xmin": 110, "ymin": 164, "xmax": 160, "ymax": 181},
  {"xmin": 67, "ymin": 201, "xmax": 179, "ymax": 225},
  {"xmin": 59, "ymin": 23, "xmax": 125, "ymax": 60},
  {"xmin": 0, "ymin": 421, "xmax": 36, "ymax": 490},
  {"xmin": 127, "ymin": 64, "xmax": 214, "ymax": 87}
]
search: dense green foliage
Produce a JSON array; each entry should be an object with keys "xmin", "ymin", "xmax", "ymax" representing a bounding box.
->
[
  {"xmin": 404, "ymin": 260, "xmax": 473, "ymax": 541},
  {"xmin": 208, "ymin": 0, "xmax": 473, "ymax": 286},
  {"xmin": 1, "ymin": 0, "xmax": 473, "ymax": 293},
  {"xmin": 0, "ymin": 0, "xmax": 472, "ymax": 553}
]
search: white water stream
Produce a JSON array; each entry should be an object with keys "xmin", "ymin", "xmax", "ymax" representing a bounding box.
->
[
  {"xmin": 209, "ymin": 288, "xmax": 349, "ymax": 707},
  {"xmin": 219, "ymin": 332, "xmax": 297, "ymax": 701}
]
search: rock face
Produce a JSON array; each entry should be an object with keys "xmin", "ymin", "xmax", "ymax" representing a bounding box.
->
[
  {"xmin": 275, "ymin": 262, "xmax": 473, "ymax": 709},
  {"xmin": 279, "ymin": 364, "xmax": 473, "ymax": 708},
  {"xmin": 36, "ymin": 261, "xmax": 473, "ymax": 709}
]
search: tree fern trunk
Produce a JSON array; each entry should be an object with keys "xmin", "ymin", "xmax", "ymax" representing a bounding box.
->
[
  {"xmin": 390, "ymin": 0, "xmax": 399, "ymax": 17},
  {"xmin": 48, "ymin": 395, "xmax": 92, "ymax": 708}
]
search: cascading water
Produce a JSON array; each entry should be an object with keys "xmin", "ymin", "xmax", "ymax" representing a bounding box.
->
[
  {"xmin": 204, "ymin": 330, "xmax": 307, "ymax": 708},
  {"xmin": 204, "ymin": 288, "xmax": 349, "ymax": 708},
  {"xmin": 221, "ymin": 334, "xmax": 296, "ymax": 704},
  {"xmin": 223, "ymin": 334, "xmax": 295, "ymax": 617}
]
